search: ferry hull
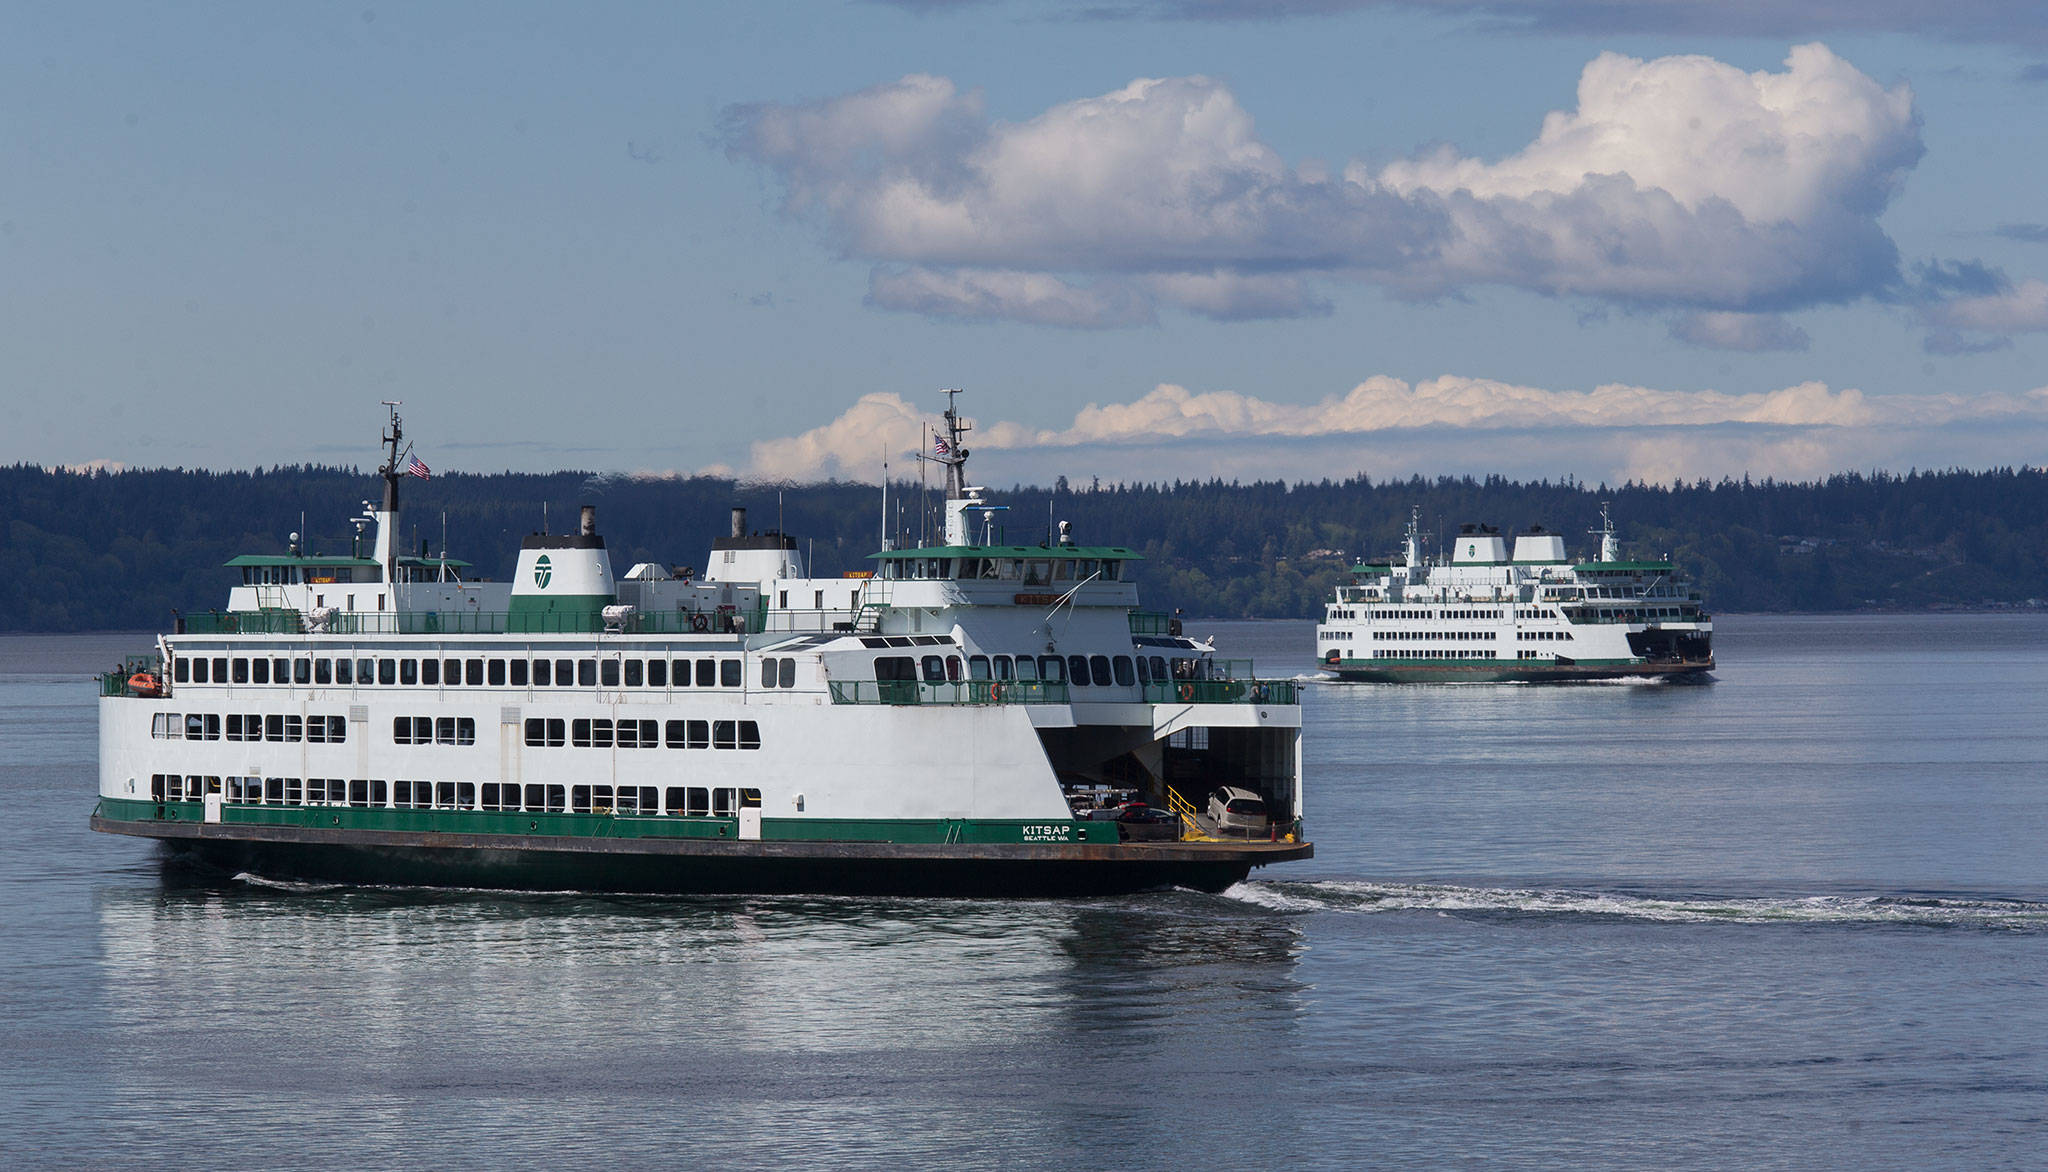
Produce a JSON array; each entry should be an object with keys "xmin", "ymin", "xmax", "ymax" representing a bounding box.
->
[
  {"xmin": 92, "ymin": 810, "xmax": 1309, "ymax": 898},
  {"xmin": 1321, "ymin": 658, "xmax": 1714, "ymax": 684}
]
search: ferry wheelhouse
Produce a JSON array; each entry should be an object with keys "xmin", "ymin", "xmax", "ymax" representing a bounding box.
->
[
  {"xmin": 1316, "ymin": 507, "xmax": 1714, "ymax": 683},
  {"xmin": 94, "ymin": 398, "xmax": 1309, "ymax": 895}
]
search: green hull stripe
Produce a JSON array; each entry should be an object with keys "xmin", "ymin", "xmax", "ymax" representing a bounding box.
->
[{"xmin": 93, "ymin": 797, "xmax": 1116, "ymax": 846}]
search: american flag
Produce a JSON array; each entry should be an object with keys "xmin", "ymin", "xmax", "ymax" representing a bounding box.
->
[
  {"xmin": 405, "ymin": 455, "xmax": 431, "ymax": 480},
  {"xmin": 933, "ymin": 435, "xmax": 951, "ymax": 456}
]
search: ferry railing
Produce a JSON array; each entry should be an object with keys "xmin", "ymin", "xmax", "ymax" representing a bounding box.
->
[
  {"xmin": 758, "ymin": 607, "xmax": 862, "ymax": 634},
  {"xmin": 177, "ymin": 609, "xmax": 306, "ymax": 634},
  {"xmin": 1164, "ymin": 787, "xmax": 1220, "ymax": 843},
  {"xmin": 99, "ymin": 653, "xmax": 167, "ymax": 698},
  {"xmin": 828, "ymin": 679, "xmax": 1072, "ymax": 706},
  {"xmin": 1142, "ymin": 678, "xmax": 1298, "ymax": 705}
]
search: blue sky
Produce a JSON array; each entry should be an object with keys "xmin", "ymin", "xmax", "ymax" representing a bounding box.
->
[{"xmin": 6, "ymin": 1, "xmax": 2047, "ymax": 486}]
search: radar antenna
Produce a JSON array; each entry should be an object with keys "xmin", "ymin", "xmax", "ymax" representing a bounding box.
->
[
  {"xmin": 378, "ymin": 400, "xmax": 406, "ymax": 515},
  {"xmin": 934, "ymin": 387, "xmax": 970, "ymax": 501},
  {"xmin": 1590, "ymin": 501, "xmax": 1619, "ymax": 563}
]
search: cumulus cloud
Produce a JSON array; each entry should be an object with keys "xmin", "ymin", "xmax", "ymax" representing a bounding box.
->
[
  {"xmin": 721, "ymin": 377, "xmax": 2048, "ymax": 485},
  {"xmin": 1668, "ymin": 311, "xmax": 1812, "ymax": 352},
  {"xmin": 742, "ymin": 391, "xmax": 933, "ymax": 481},
  {"xmin": 725, "ymin": 46, "xmax": 1922, "ymax": 330}
]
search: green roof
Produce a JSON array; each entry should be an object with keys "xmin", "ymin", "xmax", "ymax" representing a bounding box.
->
[
  {"xmin": 1350, "ymin": 563, "xmax": 1393, "ymax": 574},
  {"xmin": 869, "ymin": 544, "xmax": 1142, "ymax": 561}
]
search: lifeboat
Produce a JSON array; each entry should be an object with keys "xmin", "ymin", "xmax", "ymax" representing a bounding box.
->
[{"xmin": 127, "ymin": 672, "xmax": 163, "ymax": 697}]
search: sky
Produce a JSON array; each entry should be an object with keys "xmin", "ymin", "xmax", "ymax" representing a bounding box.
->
[{"xmin": 6, "ymin": 1, "xmax": 2048, "ymax": 487}]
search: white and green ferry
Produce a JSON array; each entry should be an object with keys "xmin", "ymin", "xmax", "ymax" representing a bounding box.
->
[
  {"xmin": 93, "ymin": 398, "xmax": 1308, "ymax": 895},
  {"xmin": 1316, "ymin": 507, "xmax": 1714, "ymax": 683}
]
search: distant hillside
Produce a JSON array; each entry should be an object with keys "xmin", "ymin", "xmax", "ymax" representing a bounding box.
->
[{"xmin": 5, "ymin": 463, "xmax": 2047, "ymax": 632}]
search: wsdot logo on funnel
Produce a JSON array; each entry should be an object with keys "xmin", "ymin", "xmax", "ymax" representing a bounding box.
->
[{"xmin": 534, "ymin": 555, "xmax": 553, "ymax": 589}]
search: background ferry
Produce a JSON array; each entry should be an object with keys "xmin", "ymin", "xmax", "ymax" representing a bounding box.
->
[{"xmin": 1316, "ymin": 507, "xmax": 1714, "ymax": 683}]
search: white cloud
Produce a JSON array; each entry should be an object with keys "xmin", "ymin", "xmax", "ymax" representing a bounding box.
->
[
  {"xmin": 1668, "ymin": 311, "xmax": 1812, "ymax": 352},
  {"xmin": 866, "ymin": 267, "xmax": 1156, "ymax": 327},
  {"xmin": 721, "ymin": 378, "xmax": 2048, "ymax": 485},
  {"xmin": 1921, "ymin": 278, "xmax": 2048, "ymax": 335},
  {"xmin": 739, "ymin": 391, "xmax": 938, "ymax": 482},
  {"xmin": 1144, "ymin": 271, "xmax": 1332, "ymax": 319},
  {"xmin": 726, "ymin": 46, "xmax": 1921, "ymax": 328}
]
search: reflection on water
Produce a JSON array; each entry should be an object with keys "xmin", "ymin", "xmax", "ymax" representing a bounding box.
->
[{"xmin": 89, "ymin": 868, "xmax": 1307, "ymax": 1166}]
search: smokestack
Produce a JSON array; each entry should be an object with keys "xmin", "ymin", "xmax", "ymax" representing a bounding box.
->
[
  {"xmin": 731, "ymin": 506, "xmax": 746, "ymax": 538},
  {"xmin": 580, "ymin": 505, "xmax": 596, "ymax": 536}
]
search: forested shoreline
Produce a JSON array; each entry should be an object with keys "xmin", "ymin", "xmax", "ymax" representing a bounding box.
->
[{"xmin": 5, "ymin": 463, "xmax": 2047, "ymax": 632}]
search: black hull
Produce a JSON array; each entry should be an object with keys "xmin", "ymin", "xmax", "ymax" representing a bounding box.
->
[{"xmin": 95, "ymin": 816, "xmax": 1309, "ymax": 898}]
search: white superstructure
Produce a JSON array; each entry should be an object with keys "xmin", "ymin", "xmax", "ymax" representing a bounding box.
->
[{"xmin": 95, "ymin": 398, "xmax": 1309, "ymax": 895}]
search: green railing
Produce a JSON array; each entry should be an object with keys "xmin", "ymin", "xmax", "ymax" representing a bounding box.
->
[
  {"xmin": 99, "ymin": 654, "xmax": 165, "ymax": 698},
  {"xmin": 178, "ymin": 609, "xmax": 307, "ymax": 634},
  {"xmin": 1144, "ymin": 678, "xmax": 1298, "ymax": 705},
  {"xmin": 828, "ymin": 679, "xmax": 1072, "ymax": 706}
]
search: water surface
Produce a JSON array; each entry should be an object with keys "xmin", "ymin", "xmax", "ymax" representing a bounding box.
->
[{"xmin": 3, "ymin": 617, "xmax": 2045, "ymax": 1169}]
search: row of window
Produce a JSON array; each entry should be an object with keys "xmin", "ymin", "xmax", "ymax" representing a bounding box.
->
[
  {"xmin": 149, "ymin": 773, "xmax": 761, "ymax": 817},
  {"xmin": 1345, "ymin": 608, "xmax": 1508, "ymax": 621},
  {"xmin": 173, "ymin": 653, "xmax": 757, "ymax": 690},
  {"xmin": 880, "ymin": 556, "xmax": 1125, "ymax": 584},
  {"xmin": 392, "ymin": 717, "xmax": 479, "ymax": 746},
  {"xmin": 151, "ymin": 713, "xmax": 349, "ymax": 743},
  {"xmin": 873, "ymin": 651, "xmax": 1203, "ymax": 690},
  {"xmin": 521, "ymin": 717, "xmax": 762, "ymax": 751},
  {"xmin": 1325, "ymin": 627, "xmax": 1576, "ymax": 644},
  {"xmin": 1372, "ymin": 649, "xmax": 1500, "ymax": 659}
]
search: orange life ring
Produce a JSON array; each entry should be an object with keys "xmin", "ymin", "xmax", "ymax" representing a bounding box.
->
[
  {"xmin": 128, "ymin": 672, "xmax": 163, "ymax": 697},
  {"xmin": 1178, "ymin": 682, "xmax": 1194, "ymax": 702},
  {"xmin": 690, "ymin": 614, "xmax": 709, "ymax": 633},
  {"xmin": 989, "ymin": 681, "xmax": 1005, "ymax": 702}
]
